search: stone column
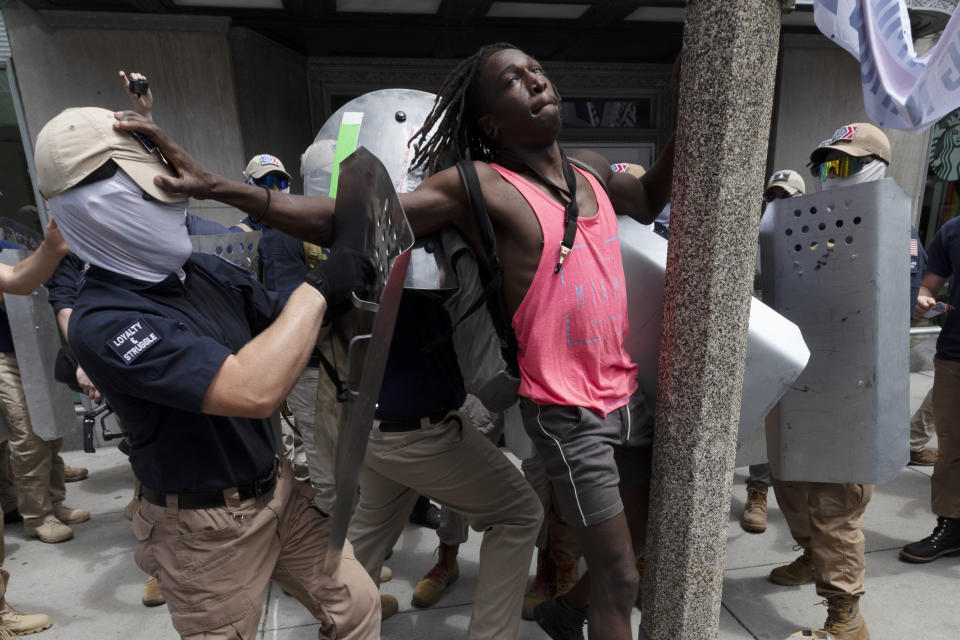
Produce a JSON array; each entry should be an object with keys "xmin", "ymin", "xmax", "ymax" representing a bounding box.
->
[{"xmin": 639, "ymin": 2, "xmax": 782, "ymax": 639}]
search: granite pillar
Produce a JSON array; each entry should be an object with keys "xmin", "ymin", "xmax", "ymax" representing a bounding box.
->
[{"xmin": 639, "ymin": 2, "xmax": 781, "ymax": 639}]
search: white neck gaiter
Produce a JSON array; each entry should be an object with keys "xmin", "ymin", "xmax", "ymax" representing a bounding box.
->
[
  {"xmin": 820, "ymin": 160, "xmax": 887, "ymax": 191},
  {"xmin": 48, "ymin": 169, "xmax": 192, "ymax": 283}
]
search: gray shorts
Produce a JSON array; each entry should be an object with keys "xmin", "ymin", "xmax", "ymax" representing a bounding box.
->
[{"xmin": 519, "ymin": 392, "xmax": 654, "ymax": 528}]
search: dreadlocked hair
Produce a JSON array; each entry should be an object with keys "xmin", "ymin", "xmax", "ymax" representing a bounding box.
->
[{"xmin": 410, "ymin": 42, "xmax": 518, "ymax": 175}]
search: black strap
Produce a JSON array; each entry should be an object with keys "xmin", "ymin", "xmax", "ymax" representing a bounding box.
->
[
  {"xmin": 315, "ymin": 336, "xmax": 348, "ymax": 403},
  {"xmin": 446, "ymin": 160, "xmax": 519, "ymax": 375},
  {"xmin": 495, "ymin": 148, "xmax": 580, "ymax": 273}
]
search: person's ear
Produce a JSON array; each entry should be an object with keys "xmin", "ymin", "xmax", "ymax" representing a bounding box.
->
[{"xmin": 478, "ymin": 115, "xmax": 499, "ymax": 142}]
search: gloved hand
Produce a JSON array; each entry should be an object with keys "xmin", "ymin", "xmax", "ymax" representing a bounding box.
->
[{"xmin": 305, "ymin": 246, "xmax": 375, "ymax": 319}]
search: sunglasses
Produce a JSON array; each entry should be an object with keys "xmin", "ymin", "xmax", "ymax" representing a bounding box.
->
[
  {"xmin": 249, "ymin": 174, "xmax": 289, "ymax": 191},
  {"xmin": 815, "ymin": 156, "xmax": 867, "ymax": 181}
]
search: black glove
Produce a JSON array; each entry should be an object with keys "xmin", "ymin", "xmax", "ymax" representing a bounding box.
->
[{"xmin": 305, "ymin": 247, "xmax": 376, "ymax": 318}]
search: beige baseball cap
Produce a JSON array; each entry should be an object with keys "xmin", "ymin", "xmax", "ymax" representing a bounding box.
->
[
  {"xmin": 243, "ymin": 154, "xmax": 291, "ymax": 182},
  {"xmin": 610, "ymin": 162, "xmax": 646, "ymax": 180},
  {"xmin": 809, "ymin": 122, "xmax": 891, "ymax": 165},
  {"xmin": 765, "ymin": 169, "xmax": 805, "ymax": 197},
  {"xmin": 34, "ymin": 107, "xmax": 184, "ymax": 203}
]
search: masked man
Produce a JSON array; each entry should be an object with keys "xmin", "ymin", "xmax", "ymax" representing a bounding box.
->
[{"xmin": 34, "ymin": 106, "xmax": 380, "ymax": 640}]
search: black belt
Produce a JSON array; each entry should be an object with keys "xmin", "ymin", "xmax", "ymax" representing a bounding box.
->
[
  {"xmin": 378, "ymin": 408, "xmax": 454, "ymax": 433},
  {"xmin": 139, "ymin": 461, "xmax": 278, "ymax": 510}
]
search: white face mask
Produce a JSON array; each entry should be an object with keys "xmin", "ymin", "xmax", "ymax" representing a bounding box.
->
[
  {"xmin": 49, "ymin": 169, "xmax": 192, "ymax": 283},
  {"xmin": 820, "ymin": 159, "xmax": 887, "ymax": 191}
]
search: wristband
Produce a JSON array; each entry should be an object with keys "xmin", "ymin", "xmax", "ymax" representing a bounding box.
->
[{"xmin": 249, "ymin": 185, "xmax": 271, "ymax": 224}]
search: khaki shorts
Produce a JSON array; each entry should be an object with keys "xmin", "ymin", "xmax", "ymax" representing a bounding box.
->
[{"xmin": 520, "ymin": 392, "xmax": 654, "ymax": 528}]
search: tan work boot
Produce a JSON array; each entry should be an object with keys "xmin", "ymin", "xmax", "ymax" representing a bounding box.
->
[
  {"xmin": 740, "ymin": 487, "xmax": 768, "ymax": 533},
  {"xmin": 142, "ymin": 576, "xmax": 165, "ymax": 607},
  {"xmin": 770, "ymin": 547, "xmax": 815, "ymax": 586},
  {"xmin": 53, "ymin": 504, "xmax": 90, "ymax": 525},
  {"xmin": 380, "ymin": 594, "xmax": 399, "ymax": 621},
  {"xmin": 0, "ymin": 607, "xmax": 53, "ymax": 635},
  {"xmin": 412, "ymin": 542, "xmax": 459, "ymax": 608},
  {"xmin": 522, "ymin": 549, "xmax": 554, "ymax": 620},
  {"xmin": 24, "ymin": 517, "xmax": 73, "ymax": 544},
  {"xmin": 824, "ymin": 596, "xmax": 870, "ymax": 640},
  {"xmin": 379, "ymin": 565, "xmax": 393, "ymax": 584},
  {"xmin": 788, "ymin": 597, "xmax": 871, "ymax": 640},
  {"xmin": 63, "ymin": 465, "xmax": 88, "ymax": 482}
]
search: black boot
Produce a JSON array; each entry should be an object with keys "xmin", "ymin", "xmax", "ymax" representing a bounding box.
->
[
  {"xmin": 408, "ymin": 495, "xmax": 441, "ymax": 529},
  {"xmin": 900, "ymin": 516, "xmax": 960, "ymax": 563},
  {"xmin": 534, "ymin": 595, "xmax": 587, "ymax": 640}
]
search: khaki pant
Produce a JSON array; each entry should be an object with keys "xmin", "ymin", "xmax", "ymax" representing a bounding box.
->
[
  {"xmin": 910, "ymin": 386, "xmax": 936, "ymax": 453},
  {"xmin": 347, "ymin": 413, "xmax": 543, "ymax": 640},
  {"xmin": 0, "ymin": 442, "xmax": 19, "ymax": 516},
  {"xmin": 772, "ymin": 479, "xmax": 873, "ymax": 599},
  {"xmin": 309, "ymin": 340, "xmax": 347, "ymax": 515},
  {"xmin": 0, "ymin": 353, "xmax": 65, "ymax": 527},
  {"xmin": 133, "ymin": 461, "xmax": 379, "ymax": 639},
  {"xmin": 931, "ymin": 358, "xmax": 960, "ymax": 518},
  {"xmin": 437, "ymin": 395, "xmax": 504, "ymax": 546},
  {"xmin": 0, "ymin": 512, "xmax": 8, "ymax": 612}
]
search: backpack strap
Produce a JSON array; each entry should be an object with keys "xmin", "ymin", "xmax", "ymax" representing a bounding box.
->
[
  {"xmin": 567, "ymin": 156, "xmax": 609, "ymax": 194},
  {"xmin": 438, "ymin": 160, "xmax": 518, "ymax": 375}
]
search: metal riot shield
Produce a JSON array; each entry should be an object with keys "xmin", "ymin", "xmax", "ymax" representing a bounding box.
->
[
  {"xmin": 0, "ymin": 218, "xmax": 42, "ymax": 251},
  {"xmin": 189, "ymin": 231, "xmax": 262, "ymax": 274},
  {"xmin": 0, "ymin": 250, "xmax": 76, "ymax": 441},
  {"xmin": 760, "ymin": 178, "xmax": 910, "ymax": 484},
  {"xmin": 322, "ymin": 148, "xmax": 414, "ymax": 574},
  {"xmin": 301, "ymin": 88, "xmax": 456, "ymax": 294},
  {"xmin": 617, "ymin": 217, "xmax": 810, "ymax": 447}
]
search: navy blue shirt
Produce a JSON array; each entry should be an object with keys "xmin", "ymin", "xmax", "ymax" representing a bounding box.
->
[
  {"xmin": 375, "ymin": 292, "xmax": 465, "ymax": 422},
  {"xmin": 69, "ymin": 254, "xmax": 283, "ymax": 492},
  {"xmin": 259, "ymin": 229, "xmax": 307, "ymax": 303},
  {"xmin": 925, "ymin": 217, "xmax": 960, "ymax": 360}
]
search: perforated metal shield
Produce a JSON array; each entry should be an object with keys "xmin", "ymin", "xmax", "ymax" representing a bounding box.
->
[
  {"xmin": 760, "ymin": 178, "xmax": 910, "ymax": 484},
  {"xmin": 617, "ymin": 218, "xmax": 810, "ymax": 447},
  {"xmin": 0, "ymin": 218, "xmax": 42, "ymax": 251},
  {"xmin": 0, "ymin": 250, "xmax": 77, "ymax": 441},
  {"xmin": 189, "ymin": 231, "xmax": 262, "ymax": 274},
  {"xmin": 322, "ymin": 148, "xmax": 414, "ymax": 575}
]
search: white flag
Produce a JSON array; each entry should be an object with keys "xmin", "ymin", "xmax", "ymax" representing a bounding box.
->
[{"xmin": 814, "ymin": 0, "xmax": 960, "ymax": 132}]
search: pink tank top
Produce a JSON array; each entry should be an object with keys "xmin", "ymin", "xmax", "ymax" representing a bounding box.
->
[{"xmin": 491, "ymin": 163, "xmax": 638, "ymax": 416}]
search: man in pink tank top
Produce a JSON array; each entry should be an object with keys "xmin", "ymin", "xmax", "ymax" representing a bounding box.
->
[{"xmin": 115, "ymin": 42, "xmax": 675, "ymax": 640}]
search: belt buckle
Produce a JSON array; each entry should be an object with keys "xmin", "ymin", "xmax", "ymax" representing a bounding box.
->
[{"xmin": 253, "ymin": 461, "xmax": 277, "ymax": 496}]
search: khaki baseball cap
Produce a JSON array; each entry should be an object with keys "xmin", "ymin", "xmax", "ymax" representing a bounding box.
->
[
  {"xmin": 765, "ymin": 169, "xmax": 805, "ymax": 197},
  {"xmin": 243, "ymin": 154, "xmax": 291, "ymax": 182},
  {"xmin": 35, "ymin": 107, "xmax": 184, "ymax": 203},
  {"xmin": 610, "ymin": 162, "xmax": 646, "ymax": 180},
  {"xmin": 809, "ymin": 122, "xmax": 891, "ymax": 165}
]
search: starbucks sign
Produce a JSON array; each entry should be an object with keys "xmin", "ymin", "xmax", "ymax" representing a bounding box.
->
[{"xmin": 930, "ymin": 109, "xmax": 960, "ymax": 181}]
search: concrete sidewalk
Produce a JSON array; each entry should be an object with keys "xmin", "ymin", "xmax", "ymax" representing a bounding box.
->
[{"xmin": 2, "ymin": 372, "xmax": 956, "ymax": 639}]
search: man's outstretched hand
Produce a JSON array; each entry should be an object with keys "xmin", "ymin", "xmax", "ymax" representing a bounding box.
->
[{"xmin": 113, "ymin": 111, "xmax": 218, "ymax": 200}]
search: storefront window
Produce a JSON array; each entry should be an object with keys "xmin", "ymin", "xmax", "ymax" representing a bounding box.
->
[
  {"xmin": 919, "ymin": 108, "xmax": 960, "ymax": 246},
  {"xmin": 560, "ymin": 98, "xmax": 653, "ymax": 129}
]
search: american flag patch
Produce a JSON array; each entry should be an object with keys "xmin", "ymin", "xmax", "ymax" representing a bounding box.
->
[
  {"xmin": 911, "ymin": 238, "xmax": 919, "ymax": 257},
  {"xmin": 259, "ymin": 154, "xmax": 281, "ymax": 167},
  {"xmin": 610, "ymin": 163, "xmax": 629, "ymax": 173},
  {"xmin": 830, "ymin": 125, "xmax": 858, "ymax": 143},
  {"xmin": 773, "ymin": 171, "xmax": 790, "ymax": 182}
]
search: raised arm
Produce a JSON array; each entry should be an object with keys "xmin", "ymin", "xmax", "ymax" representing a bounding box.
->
[
  {"xmin": 113, "ymin": 112, "xmax": 335, "ymax": 244},
  {"xmin": 571, "ymin": 139, "xmax": 675, "ymax": 225},
  {"xmin": 113, "ymin": 111, "xmax": 468, "ymax": 244},
  {"xmin": 0, "ymin": 220, "xmax": 70, "ymax": 295}
]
